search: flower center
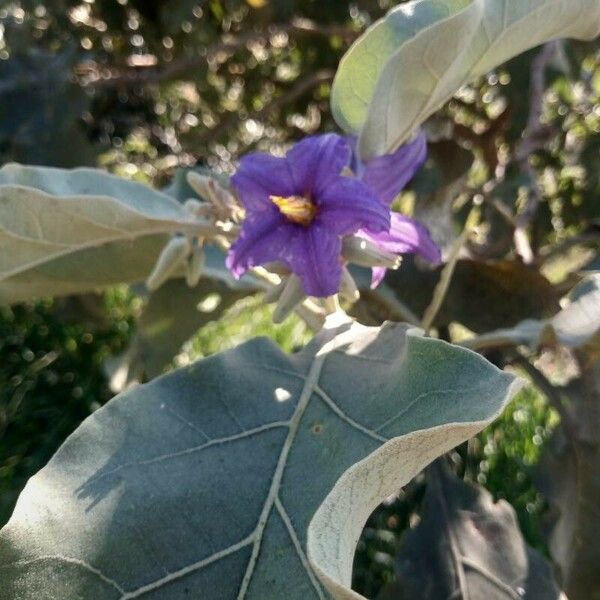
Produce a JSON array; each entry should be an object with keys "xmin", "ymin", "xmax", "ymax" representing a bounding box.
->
[{"xmin": 270, "ymin": 195, "xmax": 317, "ymax": 226}]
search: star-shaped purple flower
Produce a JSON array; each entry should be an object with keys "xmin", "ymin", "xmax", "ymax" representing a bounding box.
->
[
  {"xmin": 227, "ymin": 133, "xmax": 440, "ymax": 297},
  {"xmin": 227, "ymin": 134, "xmax": 389, "ymax": 297}
]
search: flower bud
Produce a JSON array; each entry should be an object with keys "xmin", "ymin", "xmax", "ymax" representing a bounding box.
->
[
  {"xmin": 185, "ymin": 243, "xmax": 205, "ymax": 288},
  {"xmin": 186, "ymin": 172, "xmax": 214, "ymax": 201},
  {"xmin": 263, "ymin": 278, "xmax": 286, "ymax": 304},
  {"xmin": 146, "ymin": 236, "xmax": 191, "ymax": 292},
  {"xmin": 184, "ymin": 198, "xmax": 213, "ymax": 218},
  {"xmin": 342, "ymin": 236, "xmax": 402, "ymax": 269},
  {"xmin": 339, "ymin": 267, "xmax": 360, "ymax": 302},
  {"xmin": 272, "ymin": 275, "xmax": 305, "ymax": 323},
  {"xmin": 187, "ymin": 172, "xmax": 239, "ymax": 219}
]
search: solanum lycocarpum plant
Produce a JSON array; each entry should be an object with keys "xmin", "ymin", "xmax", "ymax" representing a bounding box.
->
[{"xmin": 0, "ymin": 1, "xmax": 599, "ymax": 599}]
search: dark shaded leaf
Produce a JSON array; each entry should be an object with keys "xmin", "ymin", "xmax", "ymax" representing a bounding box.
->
[
  {"xmin": 365, "ymin": 259, "xmax": 559, "ymax": 332},
  {"xmin": 385, "ymin": 462, "xmax": 563, "ymax": 600}
]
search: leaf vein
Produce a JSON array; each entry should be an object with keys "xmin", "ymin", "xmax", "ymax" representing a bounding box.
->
[
  {"xmin": 275, "ymin": 497, "xmax": 325, "ymax": 600},
  {"xmin": 315, "ymin": 385, "xmax": 387, "ymax": 443}
]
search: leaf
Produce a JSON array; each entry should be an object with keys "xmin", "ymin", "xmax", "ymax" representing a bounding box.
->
[
  {"xmin": 0, "ymin": 320, "xmax": 521, "ymax": 599},
  {"xmin": 411, "ymin": 140, "xmax": 475, "ymax": 254},
  {"xmin": 106, "ymin": 278, "xmax": 250, "ymax": 390},
  {"xmin": 380, "ymin": 462, "xmax": 564, "ymax": 600},
  {"xmin": 331, "ymin": 0, "xmax": 472, "ymax": 135},
  {"xmin": 360, "ymin": 259, "xmax": 559, "ymax": 333},
  {"xmin": 0, "ymin": 164, "xmax": 195, "ymax": 305},
  {"xmin": 535, "ymin": 429, "xmax": 599, "ymax": 600},
  {"xmin": 331, "ymin": 0, "xmax": 600, "ymax": 159},
  {"xmin": 534, "ymin": 359, "xmax": 600, "ymax": 600},
  {"xmin": 465, "ymin": 274, "xmax": 600, "ymax": 352}
]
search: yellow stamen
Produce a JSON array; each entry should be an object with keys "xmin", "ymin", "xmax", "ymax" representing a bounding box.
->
[{"xmin": 271, "ymin": 195, "xmax": 317, "ymax": 226}]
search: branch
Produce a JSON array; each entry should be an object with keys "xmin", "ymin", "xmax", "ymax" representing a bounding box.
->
[{"xmin": 513, "ymin": 41, "xmax": 558, "ymax": 263}]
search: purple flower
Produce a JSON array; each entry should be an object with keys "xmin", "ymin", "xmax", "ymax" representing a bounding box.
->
[
  {"xmin": 353, "ymin": 132, "xmax": 441, "ymax": 287},
  {"xmin": 227, "ymin": 132, "xmax": 440, "ymax": 298},
  {"xmin": 350, "ymin": 132, "xmax": 428, "ymax": 206},
  {"xmin": 226, "ymin": 134, "xmax": 390, "ymax": 297},
  {"xmin": 359, "ymin": 213, "xmax": 442, "ymax": 287}
]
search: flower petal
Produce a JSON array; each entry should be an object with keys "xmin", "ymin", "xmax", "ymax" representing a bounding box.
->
[
  {"xmin": 362, "ymin": 132, "xmax": 427, "ymax": 205},
  {"xmin": 232, "ymin": 152, "xmax": 296, "ymax": 213},
  {"xmin": 360, "ymin": 212, "xmax": 441, "ymax": 264},
  {"xmin": 226, "ymin": 211, "xmax": 292, "ymax": 277},
  {"xmin": 370, "ymin": 267, "xmax": 388, "ymax": 289},
  {"xmin": 286, "ymin": 134, "xmax": 351, "ymax": 197},
  {"xmin": 289, "ymin": 223, "xmax": 342, "ymax": 297},
  {"xmin": 317, "ymin": 177, "xmax": 390, "ymax": 236}
]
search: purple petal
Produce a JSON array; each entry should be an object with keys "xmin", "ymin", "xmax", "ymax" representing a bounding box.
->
[
  {"xmin": 286, "ymin": 134, "xmax": 351, "ymax": 197},
  {"xmin": 360, "ymin": 212, "xmax": 441, "ymax": 264},
  {"xmin": 317, "ymin": 177, "xmax": 390, "ymax": 236},
  {"xmin": 232, "ymin": 152, "xmax": 296, "ymax": 213},
  {"xmin": 370, "ymin": 267, "xmax": 388, "ymax": 289},
  {"xmin": 226, "ymin": 211, "xmax": 292, "ymax": 277},
  {"xmin": 288, "ymin": 223, "xmax": 342, "ymax": 297},
  {"xmin": 361, "ymin": 132, "xmax": 427, "ymax": 205},
  {"xmin": 227, "ymin": 213, "xmax": 343, "ymax": 297}
]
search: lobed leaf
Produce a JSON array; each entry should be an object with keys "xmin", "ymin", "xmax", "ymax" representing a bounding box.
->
[{"xmin": 0, "ymin": 319, "xmax": 521, "ymax": 599}]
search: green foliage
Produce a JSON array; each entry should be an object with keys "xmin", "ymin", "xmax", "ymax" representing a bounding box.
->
[
  {"xmin": 333, "ymin": 0, "xmax": 600, "ymax": 158},
  {"xmin": 387, "ymin": 462, "xmax": 561, "ymax": 599},
  {"xmin": 0, "ymin": 1, "xmax": 599, "ymax": 598},
  {"xmin": 0, "ymin": 321, "xmax": 519, "ymax": 599},
  {"xmin": 0, "ymin": 290, "xmax": 135, "ymax": 526},
  {"xmin": 352, "ymin": 384, "xmax": 557, "ymax": 597},
  {"xmin": 476, "ymin": 385, "xmax": 558, "ymax": 550}
]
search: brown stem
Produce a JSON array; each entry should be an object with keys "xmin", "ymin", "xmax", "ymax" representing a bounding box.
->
[{"xmin": 513, "ymin": 41, "xmax": 558, "ymax": 263}]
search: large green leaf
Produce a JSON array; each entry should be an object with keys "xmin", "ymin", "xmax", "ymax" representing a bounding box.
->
[
  {"xmin": 380, "ymin": 462, "xmax": 563, "ymax": 599},
  {"xmin": 0, "ymin": 164, "xmax": 195, "ymax": 305},
  {"xmin": 0, "ymin": 320, "xmax": 521, "ymax": 599},
  {"xmin": 331, "ymin": 0, "xmax": 600, "ymax": 159}
]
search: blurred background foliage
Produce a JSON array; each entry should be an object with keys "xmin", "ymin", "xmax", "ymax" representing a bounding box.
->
[{"xmin": 0, "ymin": 0, "xmax": 599, "ymax": 598}]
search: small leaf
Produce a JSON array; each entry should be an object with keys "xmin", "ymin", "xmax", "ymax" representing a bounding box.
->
[
  {"xmin": 382, "ymin": 462, "xmax": 564, "ymax": 600},
  {"xmin": 106, "ymin": 278, "xmax": 250, "ymax": 390},
  {"xmin": 0, "ymin": 321, "xmax": 521, "ymax": 599}
]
